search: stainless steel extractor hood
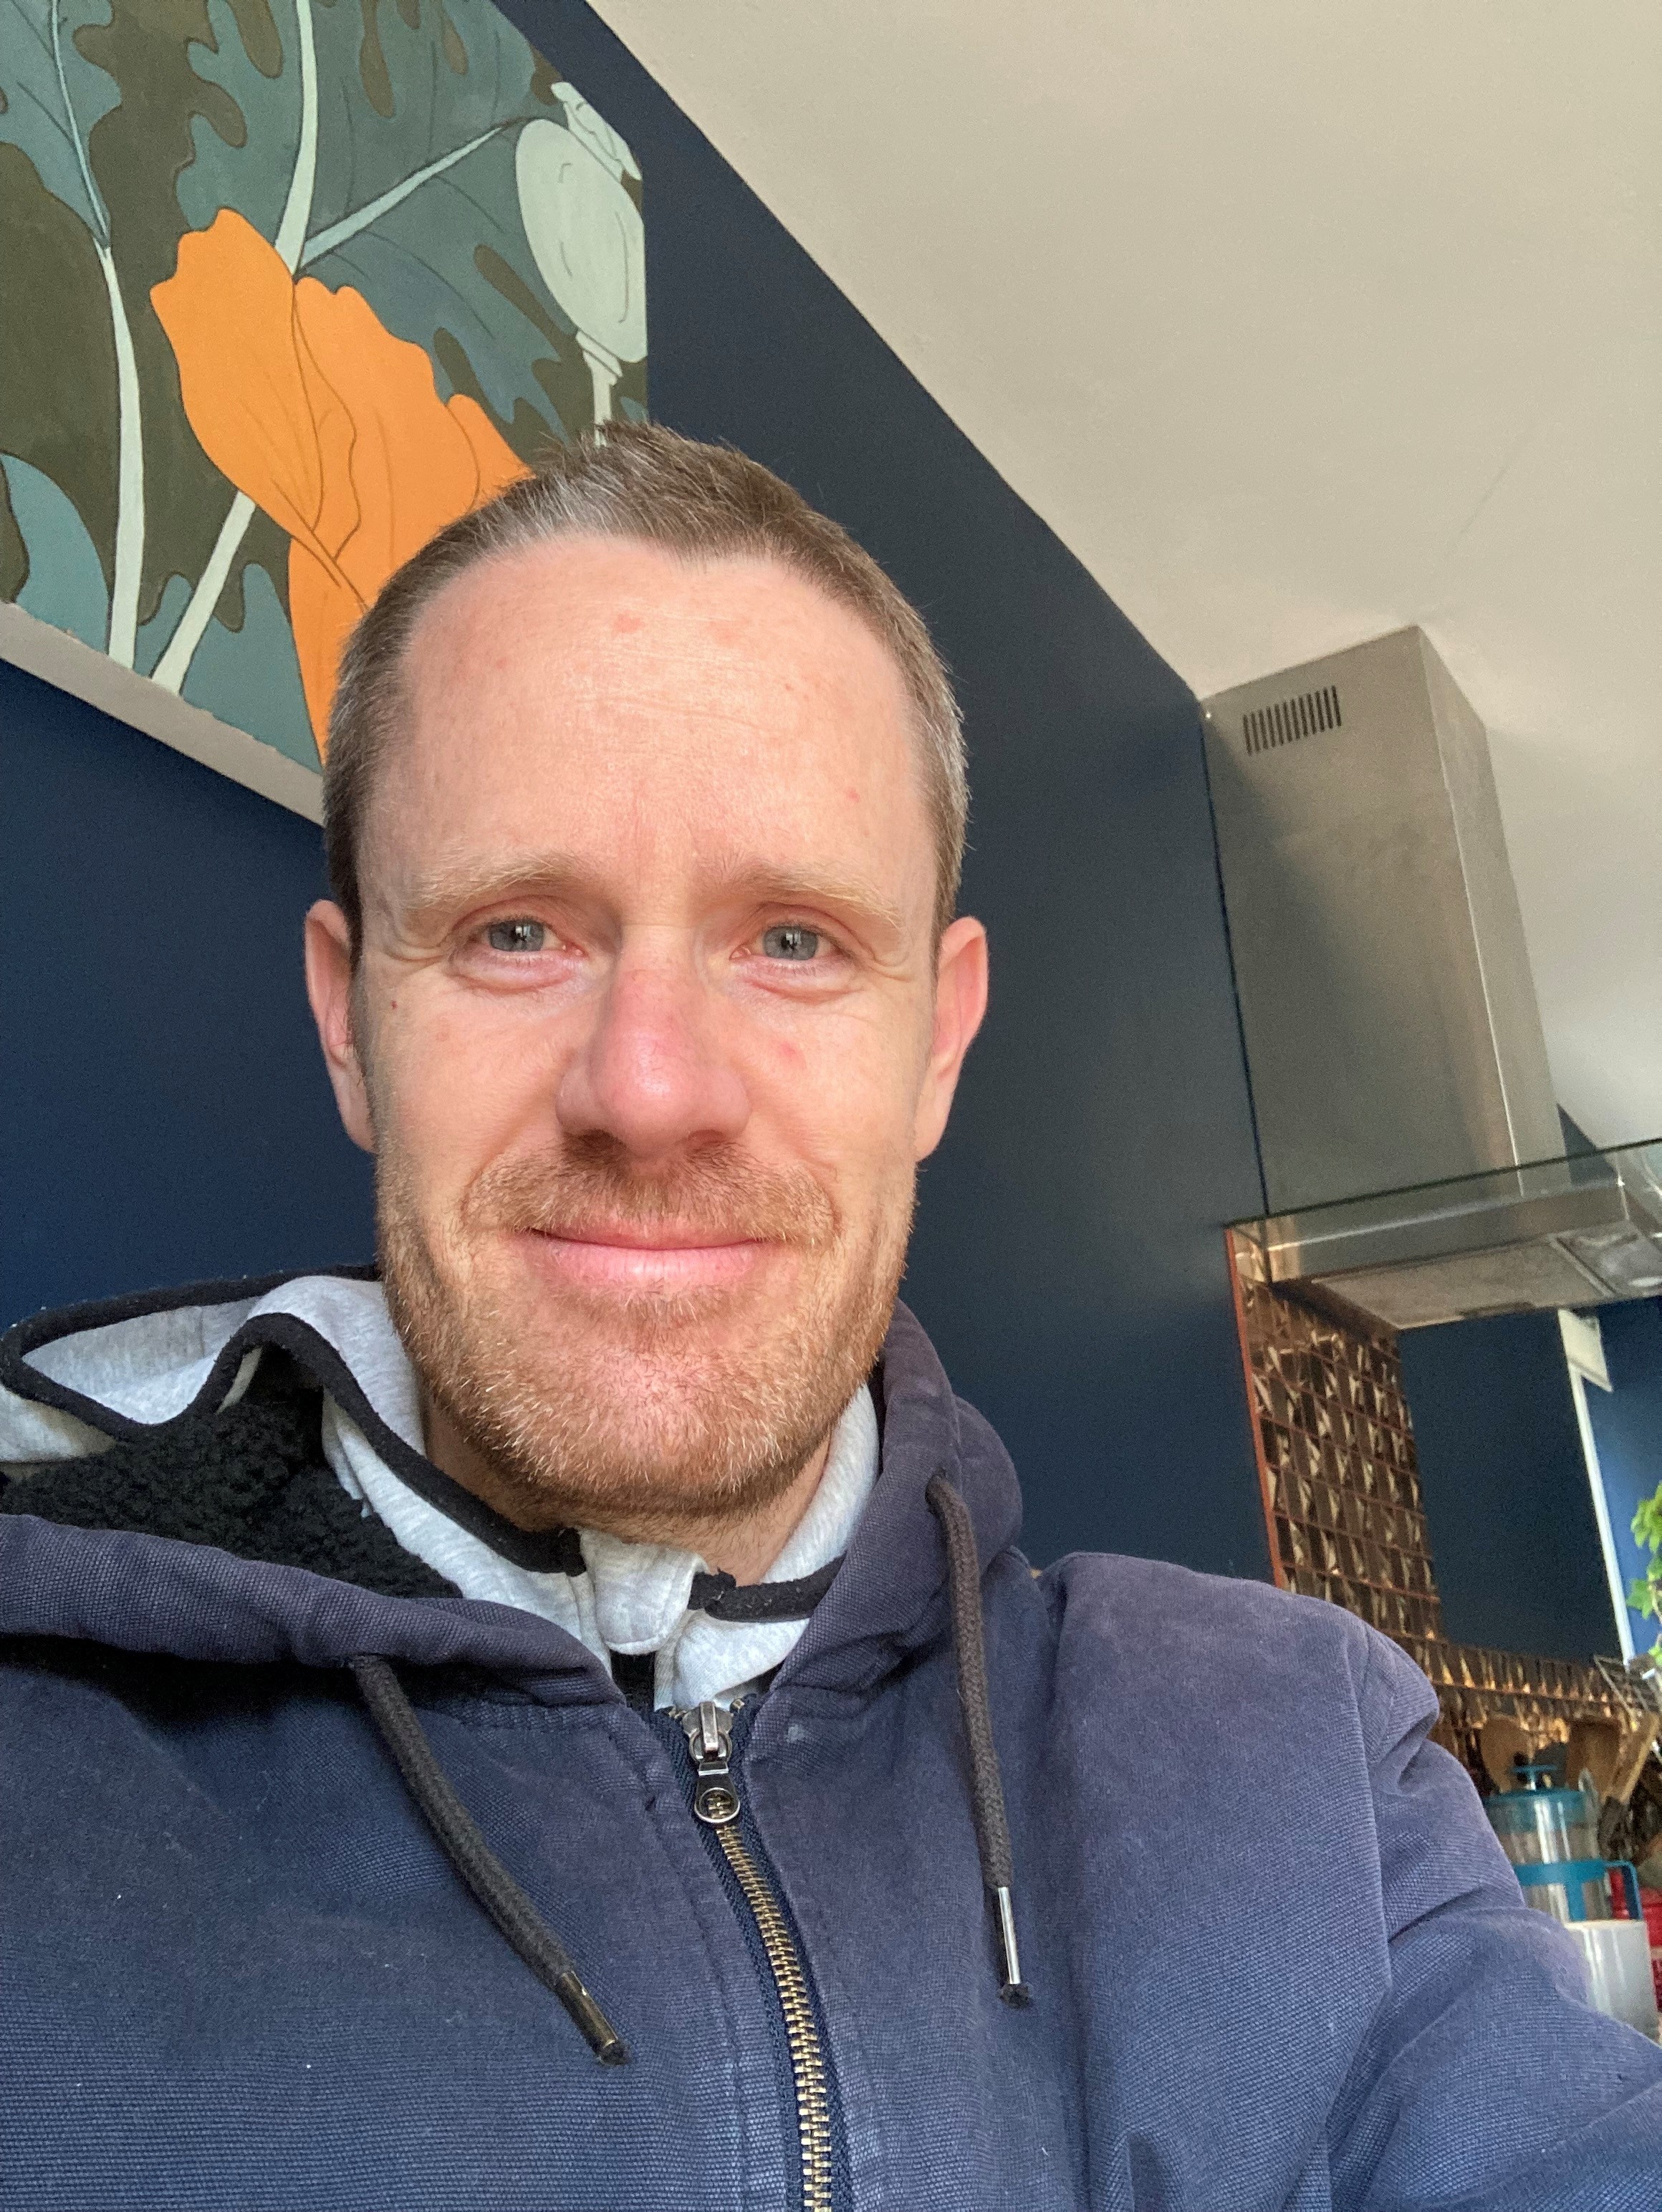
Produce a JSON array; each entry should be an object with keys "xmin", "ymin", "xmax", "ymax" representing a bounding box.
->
[
  {"xmin": 1203, "ymin": 627, "xmax": 1651, "ymax": 1328},
  {"xmin": 1231, "ymin": 1141, "xmax": 1662, "ymax": 1332}
]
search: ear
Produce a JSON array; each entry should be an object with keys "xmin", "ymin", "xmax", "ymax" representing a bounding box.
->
[
  {"xmin": 304, "ymin": 900, "xmax": 376, "ymax": 1154},
  {"xmin": 913, "ymin": 915, "xmax": 989, "ymax": 1160}
]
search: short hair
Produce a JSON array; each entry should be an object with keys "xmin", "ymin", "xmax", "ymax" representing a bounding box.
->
[{"xmin": 323, "ymin": 423, "xmax": 968, "ymax": 953}]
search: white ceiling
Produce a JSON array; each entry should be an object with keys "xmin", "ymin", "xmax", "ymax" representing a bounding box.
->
[{"xmin": 591, "ymin": 0, "xmax": 1661, "ymax": 1147}]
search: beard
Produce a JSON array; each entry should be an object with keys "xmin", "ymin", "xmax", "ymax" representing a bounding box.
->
[{"xmin": 377, "ymin": 1129, "xmax": 911, "ymax": 1539}]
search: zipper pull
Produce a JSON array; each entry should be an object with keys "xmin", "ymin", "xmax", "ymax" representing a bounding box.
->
[{"xmin": 680, "ymin": 1699, "xmax": 741, "ymax": 1825}]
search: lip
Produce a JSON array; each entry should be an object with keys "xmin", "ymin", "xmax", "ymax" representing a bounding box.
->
[
  {"xmin": 552, "ymin": 1222, "xmax": 756, "ymax": 1251},
  {"xmin": 519, "ymin": 1226, "xmax": 771, "ymax": 1292}
]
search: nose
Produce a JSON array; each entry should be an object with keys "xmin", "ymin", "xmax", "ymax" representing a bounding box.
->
[{"xmin": 555, "ymin": 936, "xmax": 751, "ymax": 1161}]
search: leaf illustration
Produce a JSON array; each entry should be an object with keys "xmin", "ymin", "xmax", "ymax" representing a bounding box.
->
[
  {"xmin": 299, "ymin": 0, "xmax": 615, "ymax": 449},
  {"xmin": 181, "ymin": 559, "xmax": 316, "ymax": 767},
  {"xmin": 5, "ymin": 0, "xmax": 645, "ymax": 731},
  {"xmin": 1, "ymin": 451, "xmax": 111, "ymax": 643},
  {"xmin": 0, "ymin": 0, "xmax": 119, "ymax": 237},
  {"xmin": 70, "ymin": 0, "xmax": 306, "ymax": 637},
  {"xmin": 153, "ymin": 206, "xmax": 526, "ymax": 744},
  {"xmin": 307, "ymin": 0, "xmax": 542, "ymax": 223},
  {"xmin": 310, "ymin": 133, "xmax": 577, "ymax": 443},
  {"xmin": 0, "ymin": 138, "xmax": 120, "ymax": 593},
  {"xmin": 176, "ymin": 0, "xmax": 299, "ymax": 241},
  {"xmin": 0, "ymin": 0, "xmax": 154, "ymax": 660}
]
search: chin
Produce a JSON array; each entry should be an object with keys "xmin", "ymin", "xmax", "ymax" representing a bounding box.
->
[
  {"xmin": 439, "ymin": 1304, "xmax": 847, "ymax": 1526},
  {"xmin": 381, "ymin": 1165, "xmax": 908, "ymax": 1524}
]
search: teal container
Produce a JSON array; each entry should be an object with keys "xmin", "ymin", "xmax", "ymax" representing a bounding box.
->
[{"xmin": 1485, "ymin": 1785, "xmax": 1607, "ymax": 1923}]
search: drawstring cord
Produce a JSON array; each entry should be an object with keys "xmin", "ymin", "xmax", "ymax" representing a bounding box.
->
[
  {"xmin": 350, "ymin": 1653, "xmax": 629, "ymax": 2066},
  {"xmin": 926, "ymin": 1473, "xmax": 1032, "ymax": 2007},
  {"xmin": 350, "ymin": 1475, "xmax": 1028, "ymax": 2057}
]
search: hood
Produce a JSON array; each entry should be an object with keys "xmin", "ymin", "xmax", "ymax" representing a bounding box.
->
[
  {"xmin": 0, "ymin": 1271, "xmax": 1024, "ymax": 1693},
  {"xmin": 0, "ymin": 1273, "xmax": 1037, "ymax": 2045}
]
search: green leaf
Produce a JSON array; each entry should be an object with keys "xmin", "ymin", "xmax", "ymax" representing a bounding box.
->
[
  {"xmin": 1632, "ymin": 1487, "xmax": 1662, "ymax": 1552},
  {"xmin": 299, "ymin": 0, "xmax": 608, "ymax": 447},
  {"xmin": 309, "ymin": 131, "xmax": 578, "ymax": 438},
  {"xmin": 0, "ymin": 139, "xmax": 120, "ymax": 582},
  {"xmin": 0, "ymin": 0, "xmax": 119, "ymax": 236},
  {"xmin": 1, "ymin": 452, "xmax": 110, "ymax": 644},
  {"xmin": 307, "ymin": 0, "xmax": 543, "ymax": 221},
  {"xmin": 63, "ymin": 0, "xmax": 294, "ymax": 630},
  {"xmin": 181, "ymin": 558, "xmax": 315, "ymax": 768},
  {"xmin": 176, "ymin": 0, "xmax": 299, "ymax": 241}
]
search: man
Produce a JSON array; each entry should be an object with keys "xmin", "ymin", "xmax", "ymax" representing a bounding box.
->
[{"xmin": 1, "ymin": 426, "xmax": 1657, "ymax": 2212}]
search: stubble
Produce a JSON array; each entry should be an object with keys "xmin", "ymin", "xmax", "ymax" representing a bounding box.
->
[{"xmin": 378, "ymin": 1130, "xmax": 910, "ymax": 1538}]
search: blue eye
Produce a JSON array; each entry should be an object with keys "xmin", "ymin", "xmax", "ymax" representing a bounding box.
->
[
  {"xmin": 762, "ymin": 925, "xmax": 822, "ymax": 962},
  {"xmin": 486, "ymin": 919, "xmax": 547, "ymax": 953}
]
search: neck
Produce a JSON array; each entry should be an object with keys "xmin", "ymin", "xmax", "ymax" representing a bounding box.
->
[{"xmin": 419, "ymin": 1395, "xmax": 833, "ymax": 1584}]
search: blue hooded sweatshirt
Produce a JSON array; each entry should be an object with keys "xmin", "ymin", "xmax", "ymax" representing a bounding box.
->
[{"xmin": 1, "ymin": 1274, "xmax": 1659, "ymax": 2211}]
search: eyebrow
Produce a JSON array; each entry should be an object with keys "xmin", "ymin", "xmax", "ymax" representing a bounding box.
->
[
  {"xmin": 717, "ymin": 864, "xmax": 908, "ymax": 940},
  {"xmin": 398, "ymin": 852, "xmax": 597, "ymax": 935},
  {"xmin": 395, "ymin": 852, "xmax": 910, "ymax": 942}
]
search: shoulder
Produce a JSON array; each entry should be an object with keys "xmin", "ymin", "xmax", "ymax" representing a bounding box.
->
[{"xmin": 1032, "ymin": 1548, "xmax": 1436, "ymax": 1764}]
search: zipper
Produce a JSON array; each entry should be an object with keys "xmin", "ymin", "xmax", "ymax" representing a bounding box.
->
[{"xmin": 678, "ymin": 1699, "xmax": 835, "ymax": 2212}]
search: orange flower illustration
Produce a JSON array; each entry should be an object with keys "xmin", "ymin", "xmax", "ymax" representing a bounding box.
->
[{"xmin": 153, "ymin": 210, "xmax": 528, "ymax": 750}]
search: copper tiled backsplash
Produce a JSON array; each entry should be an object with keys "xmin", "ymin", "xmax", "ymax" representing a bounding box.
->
[{"xmin": 1228, "ymin": 1230, "xmax": 1631, "ymax": 1741}]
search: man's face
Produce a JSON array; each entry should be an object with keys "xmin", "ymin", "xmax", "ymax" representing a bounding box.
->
[{"xmin": 306, "ymin": 537, "xmax": 986, "ymax": 1537}]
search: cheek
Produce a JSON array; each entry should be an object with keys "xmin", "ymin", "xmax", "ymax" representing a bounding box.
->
[
  {"xmin": 749, "ymin": 1003, "xmax": 926, "ymax": 1189},
  {"xmin": 372, "ymin": 990, "xmax": 568, "ymax": 1186}
]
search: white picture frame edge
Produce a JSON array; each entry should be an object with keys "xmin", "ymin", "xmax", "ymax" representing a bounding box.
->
[{"xmin": 0, "ymin": 600, "xmax": 323, "ymax": 826}]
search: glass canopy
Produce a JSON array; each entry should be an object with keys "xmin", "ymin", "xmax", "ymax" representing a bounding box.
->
[{"xmin": 1231, "ymin": 1140, "xmax": 1662, "ymax": 1331}]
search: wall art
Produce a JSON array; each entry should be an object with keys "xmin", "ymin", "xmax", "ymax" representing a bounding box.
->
[{"xmin": 1, "ymin": 0, "xmax": 645, "ymax": 802}]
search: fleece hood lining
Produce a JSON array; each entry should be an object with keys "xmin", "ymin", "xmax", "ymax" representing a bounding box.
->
[{"xmin": 1, "ymin": 1271, "xmax": 583, "ymax": 1572}]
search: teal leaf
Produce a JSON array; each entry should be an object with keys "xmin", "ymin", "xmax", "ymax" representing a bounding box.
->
[
  {"xmin": 0, "ymin": 0, "xmax": 118, "ymax": 236},
  {"xmin": 176, "ymin": 0, "xmax": 300, "ymax": 241},
  {"xmin": 299, "ymin": 0, "xmax": 629, "ymax": 443},
  {"xmin": 1, "ymin": 452, "xmax": 110, "ymax": 644},
  {"xmin": 308, "ymin": 130, "xmax": 574, "ymax": 433},
  {"xmin": 307, "ymin": 0, "xmax": 544, "ymax": 226},
  {"xmin": 180, "ymin": 558, "xmax": 317, "ymax": 770}
]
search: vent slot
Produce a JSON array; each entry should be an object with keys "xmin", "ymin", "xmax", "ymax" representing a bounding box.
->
[{"xmin": 1243, "ymin": 683, "xmax": 1342, "ymax": 757}]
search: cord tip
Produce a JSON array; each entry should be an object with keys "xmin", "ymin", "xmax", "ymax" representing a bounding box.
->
[
  {"xmin": 991, "ymin": 1884, "xmax": 1031, "ymax": 2006},
  {"xmin": 555, "ymin": 1971, "xmax": 630, "ymax": 2065}
]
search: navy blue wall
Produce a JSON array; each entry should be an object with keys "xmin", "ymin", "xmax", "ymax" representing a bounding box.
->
[
  {"xmin": 1399, "ymin": 1311, "xmax": 1619, "ymax": 1658},
  {"xmin": 1, "ymin": 660, "xmax": 376, "ymax": 1311},
  {"xmin": 2, "ymin": 1, "xmax": 1268, "ymax": 1574}
]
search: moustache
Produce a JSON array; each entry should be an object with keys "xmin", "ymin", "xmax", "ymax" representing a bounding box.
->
[{"xmin": 463, "ymin": 1140, "xmax": 837, "ymax": 1251}]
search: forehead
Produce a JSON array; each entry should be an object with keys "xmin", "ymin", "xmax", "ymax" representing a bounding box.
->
[{"xmin": 365, "ymin": 537, "xmax": 934, "ymax": 923}]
